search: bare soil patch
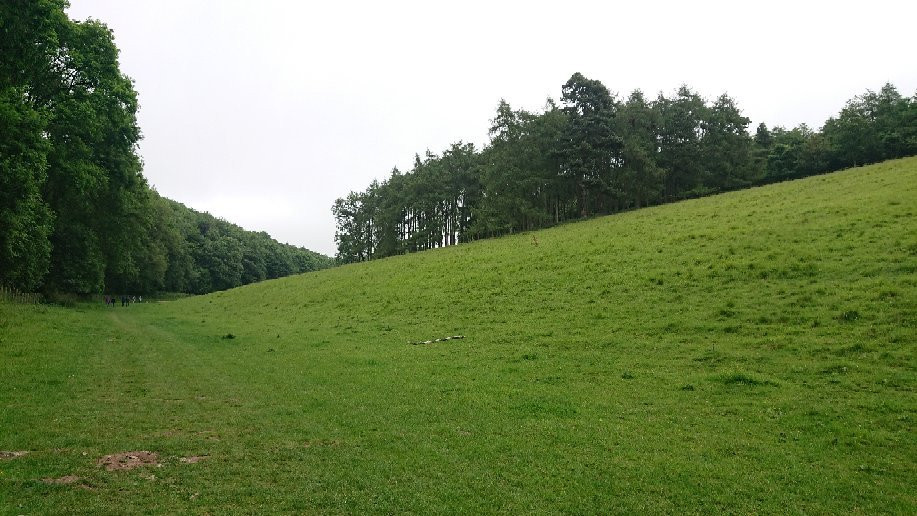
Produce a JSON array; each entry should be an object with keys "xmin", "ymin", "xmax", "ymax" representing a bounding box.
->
[
  {"xmin": 43, "ymin": 475, "xmax": 79, "ymax": 485},
  {"xmin": 0, "ymin": 450, "xmax": 28, "ymax": 459},
  {"xmin": 304, "ymin": 439, "xmax": 340, "ymax": 448},
  {"xmin": 179, "ymin": 455, "xmax": 209, "ymax": 464},
  {"xmin": 98, "ymin": 451, "xmax": 159, "ymax": 471},
  {"xmin": 42, "ymin": 475, "xmax": 92, "ymax": 490}
]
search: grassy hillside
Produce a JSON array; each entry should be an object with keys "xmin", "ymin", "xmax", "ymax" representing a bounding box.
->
[{"xmin": 1, "ymin": 157, "xmax": 915, "ymax": 513}]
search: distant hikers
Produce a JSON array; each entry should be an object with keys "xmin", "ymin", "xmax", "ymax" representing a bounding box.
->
[{"xmin": 104, "ymin": 294, "xmax": 143, "ymax": 306}]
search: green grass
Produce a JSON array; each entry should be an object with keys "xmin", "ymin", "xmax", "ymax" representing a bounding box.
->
[{"xmin": 2, "ymin": 157, "xmax": 916, "ymax": 514}]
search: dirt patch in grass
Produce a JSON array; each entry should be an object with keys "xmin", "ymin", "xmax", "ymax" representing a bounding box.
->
[
  {"xmin": 304, "ymin": 439, "xmax": 340, "ymax": 448},
  {"xmin": 42, "ymin": 475, "xmax": 93, "ymax": 490},
  {"xmin": 44, "ymin": 475, "xmax": 78, "ymax": 485},
  {"xmin": 44, "ymin": 474, "xmax": 80, "ymax": 484},
  {"xmin": 179, "ymin": 455, "xmax": 209, "ymax": 464},
  {"xmin": 0, "ymin": 450, "xmax": 28, "ymax": 459},
  {"xmin": 98, "ymin": 451, "xmax": 159, "ymax": 471}
]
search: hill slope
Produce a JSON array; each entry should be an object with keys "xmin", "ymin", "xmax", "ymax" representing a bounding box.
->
[{"xmin": 1, "ymin": 158, "xmax": 915, "ymax": 513}]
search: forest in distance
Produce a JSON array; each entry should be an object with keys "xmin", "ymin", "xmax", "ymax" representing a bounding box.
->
[
  {"xmin": 3, "ymin": 1, "xmax": 916, "ymax": 296},
  {"xmin": 0, "ymin": 1, "xmax": 332, "ymax": 297},
  {"xmin": 333, "ymin": 75, "xmax": 917, "ymax": 263}
]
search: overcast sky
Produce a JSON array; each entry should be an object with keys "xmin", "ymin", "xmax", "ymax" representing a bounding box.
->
[{"xmin": 66, "ymin": 0, "xmax": 917, "ymax": 256}]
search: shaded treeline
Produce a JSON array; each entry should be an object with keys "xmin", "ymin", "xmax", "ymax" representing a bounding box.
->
[
  {"xmin": 0, "ymin": 1, "xmax": 331, "ymax": 295},
  {"xmin": 334, "ymin": 74, "xmax": 916, "ymax": 262},
  {"xmin": 143, "ymin": 195, "xmax": 333, "ymax": 295}
]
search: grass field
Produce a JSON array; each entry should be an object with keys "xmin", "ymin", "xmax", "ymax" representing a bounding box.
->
[{"xmin": 1, "ymin": 157, "xmax": 915, "ymax": 514}]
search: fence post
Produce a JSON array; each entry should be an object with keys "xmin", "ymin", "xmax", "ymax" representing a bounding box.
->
[{"xmin": 0, "ymin": 286, "xmax": 42, "ymax": 305}]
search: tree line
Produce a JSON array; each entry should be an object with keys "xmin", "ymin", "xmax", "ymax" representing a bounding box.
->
[
  {"xmin": 333, "ymin": 74, "xmax": 916, "ymax": 262},
  {"xmin": 0, "ymin": 1, "xmax": 332, "ymax": 295},
  {"xmin": 135, "ymin": 194, "xmax": 333, "ymax": 295}
]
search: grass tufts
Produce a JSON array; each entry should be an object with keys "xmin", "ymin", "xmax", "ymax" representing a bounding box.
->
[
  {"xmin": 838, "ymin": 310, "xmax": 860, "ymax": 322},
  {"xmin": 715, "ymin": 372, "xmax": 776, "ymax": 387},
  {"xmin": 1, "ymin": 158, "xmax": 915, "ymax": 513}
]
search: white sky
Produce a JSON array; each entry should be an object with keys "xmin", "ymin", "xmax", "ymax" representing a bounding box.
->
[{"xmin": 66, "ymin": 0, "xmax": 917, "ymax": 256}]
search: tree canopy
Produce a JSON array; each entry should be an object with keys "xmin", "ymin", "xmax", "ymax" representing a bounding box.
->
[
  {"xmin": 333, "ymin": 74, "xmax": 916, "ymax": 263},
  {"xmin": 0, "ymin": 1, "xmax": 332, "ymax": 295}
]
